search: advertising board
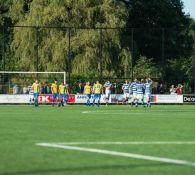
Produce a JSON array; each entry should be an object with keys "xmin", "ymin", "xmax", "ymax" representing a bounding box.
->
[
  {"xmin": 0, "ymin": 94, "xmax": 185, "ymax": 104},
  {"xmin": 183, "ymin": 95, "xmax": 195, "ymax": 103}
]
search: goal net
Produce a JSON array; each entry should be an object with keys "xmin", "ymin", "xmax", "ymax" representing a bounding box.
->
[{"xmin": 0, "ymin": 71, "xmax": 66, "ymax": 94}]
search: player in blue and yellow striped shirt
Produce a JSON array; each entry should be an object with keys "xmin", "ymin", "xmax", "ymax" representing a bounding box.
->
[
  {"xmin": 93, "ymin": 81, "xmax": 103, "ymax": 107},
  {"xmin": 51, "ymin": 80, "xmax": 58, "ymax": 106},
  {"xmin": 32, "ymin": 80, "xmax": 40, "ymax": 107},
  {"xmin": 84, "ymin": 82, "xmax": 92, "ymax": 106},
  {"xmin": 58, "ymin": 82, "xmax": 69, "ymax": 107}
]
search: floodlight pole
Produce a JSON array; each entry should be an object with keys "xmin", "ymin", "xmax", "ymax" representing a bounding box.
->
[
  {"xmin": 35, "ymin": 27, "xmax": 39, "ymax": 74},
  {"xmin": 131, "ymin": 28, "xmax": 134, "ymax": 81},
  {"xmin": 68, "ymin": 27, "xmax": 71, "ymax": 83},
  {"xmin": 67, "ymin": 6, "xmax": 71, "ymax": 84},
  {"xmin": 100, "ymin": 28, "xmax": 103, "ymax": 81},
  {"xmin": 3, "ymin": 23, "xmax": 5, "ymax": 71},
  {"xmin": 162, "ymin": 28, "xmax": 165, "ymax": 68}
]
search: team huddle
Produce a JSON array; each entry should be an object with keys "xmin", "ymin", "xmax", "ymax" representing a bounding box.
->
[
  {"xmin": 122, "ymin": 78, "xmax": 153, "ymax": 107},
  {"xmin": 31, "ymin": 78, "xmax": 152, "ymax": 107}
]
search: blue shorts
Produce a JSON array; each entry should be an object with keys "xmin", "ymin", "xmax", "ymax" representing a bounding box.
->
[
  {"xmin": 33, "ymin": 93, "xmax": 39, "ymax": 99},
  {"xmin": 86, "ymin": 94, "xmax": 91, "ymax": 99},
  {"xmin": 65, "ymin": 94, "xmax": 68, "ymax": 100},
  {"xmin": 59, "ymin": 94, "xmax": 68, "ymax": 100},
  {"xmin": 59, "ymin": 93, "xmax": 65, "ymax": 98},
  {"xmin": 52, "ymin": 93, "xmax": 58, "ymax": 99},
  {"xmin": 94, "ymin": 93, "xmax": 101, "ymax": 99}
]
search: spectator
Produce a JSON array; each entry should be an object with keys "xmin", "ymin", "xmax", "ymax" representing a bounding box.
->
[
  {"xmin": 112, "ymin": 82, "xmax": 117, "ymax": 94},
  {"xmin": 76, "ymin": 82, "xmax": 84, "ymax": 94},
  {"xmin": 39, "ymin": 82, "xmax": 43, "ymax": 94},
  {"xmin": 176, "ymin": 84, "xmax": 183, "ymax": 95},
  {"xmin": 23, "ymin": 86, "xmax": 28, "ymax": 94},
  {"xmin": 170, "ymin": 85, "xmax": 176, "ymax": 95},
  {"xmin": 157, "ymin": 83, "xmax": 164, "ymax": 94},
  {"xmin": 13, "ymin": 84, "xmax": 19, "ymax": 94},
  {"xmin": 42, "ymin": 82, "xmax": 50, "ymax": 94},
  {"xmin": 28, "ymin": 85, "xmax": 32, "ymax": 93}
]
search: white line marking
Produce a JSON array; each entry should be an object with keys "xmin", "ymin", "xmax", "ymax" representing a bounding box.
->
[
  {"xmin": 37, "ymin": 143, "xmax": 195, "ymax": 167},
  {"xmin": 82, "ymin": 110, "xmax": 126, "ymax": 114},
  {"xmin": 82, "ymin": 111, "xmax": 133, "ymax": 115},
  {"xmin": 82, "ymin": 110, "xmax": 195, "ymax": 114},
  {"xmin": 47, "ymin": 141, "xmax": 195, "ymax": 145},
  {"xmin": 81, "ymin": 111, "xmax": 195, "ymax": 117}
]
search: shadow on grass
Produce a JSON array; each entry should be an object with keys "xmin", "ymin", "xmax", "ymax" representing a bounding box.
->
[{"xmin": 1, "ymin": 163, "xmax": 173, "ymax": 175}]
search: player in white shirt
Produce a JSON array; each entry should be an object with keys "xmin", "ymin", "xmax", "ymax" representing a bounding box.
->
[
  {"xmin": 28, "ymin": 85, "xmax": 34, "ymax": 105},
  {"xmin": 135, "ymin": 79, "xmax": 145, "ymax": 107},
  {"xmin": 145, "ymin": 78, "xmax": 153, "ymax": 107},
  {"xmin": 122, "ymin": 80, "xmax": 130, "ymax": 104},
  {"xmin": 104, "ymin": 81, "xmax": 112, "ymax": 106},
  {"xmin": 141, "ymin": 79, "xmax": 146, "ymax": 105},
  {"xmin": 130, "ymin": 78, "xmax": 137, "ymax": 106}
]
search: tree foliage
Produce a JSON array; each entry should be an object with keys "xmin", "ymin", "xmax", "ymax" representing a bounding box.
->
[
  {"xmin": 125, "ymin": 0, "xmax": 193, "ymax": 62},
  {"xmin": 0, "ymin": 0, "xmax": 194, "ymax": 90},
  {"xmin": 0, "ymin": 0, "xmax": 13, "ymax": 70},
  {"xmin": 133, "ymin": 57, "xmax": 161, "ymax": 79},
  {"xmin": 9, "ymin": 0, "xmax": 129, "ymax": 77}
]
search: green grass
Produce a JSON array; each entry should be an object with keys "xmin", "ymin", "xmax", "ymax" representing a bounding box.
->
[{"xmin": 0, "ymin": 105, "xmax": 195, "ymax": 175}]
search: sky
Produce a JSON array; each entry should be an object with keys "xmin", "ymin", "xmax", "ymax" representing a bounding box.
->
[{"xmin": 183, "ymin": 0, "xmax": 195, "ymax": 18}]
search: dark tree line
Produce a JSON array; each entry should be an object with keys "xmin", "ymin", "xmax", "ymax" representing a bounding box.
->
[{"xmin": 0, "ymin": 0, "xmax": 194, "ymax": 92}]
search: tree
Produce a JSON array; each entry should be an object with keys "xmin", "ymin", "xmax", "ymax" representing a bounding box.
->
[
  {"xmin": 190, "ymin": 19, "xmax": 195, "ymax": 93},
  {"xmin": 133, "ymin": 56, "xmax": 161, "ymax": 79},
  {"xmin": 2, "ymin": 0, "xmax": 194, "ymax": 87},
  {"xmin": 0, "ymin": 0, "xmax": 13, "ymax": 70},
  {"xmin": 9, "ymin": 0, "xmax": 130, "ymax": 79},
  {"xmin": 124, "ymin": 0, "xmax": 193, "ymax": 63}
]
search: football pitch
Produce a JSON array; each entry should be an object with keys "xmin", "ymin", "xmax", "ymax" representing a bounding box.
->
[{"xmin": 0, "ymin": 105, "xmax": 195, "ymax": 175}]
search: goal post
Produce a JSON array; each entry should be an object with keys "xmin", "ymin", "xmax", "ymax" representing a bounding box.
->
[{"xmin": 0, "ymin": 71, "xmax": 66, "ymax": 94}]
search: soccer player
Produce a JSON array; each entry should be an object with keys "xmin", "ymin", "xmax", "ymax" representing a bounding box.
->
[
  {"xmin": 130, "ymin": 78, "xmax": 138, "ymax": 106},
  {"xmin": 58, "ymin": 82, "xmax": 68, "ymax": 107},
  {"xmin": 93, "ymin": 80, "xmax": 103, "ymax": 107},
  {"xmin": 64, "ymin": 84, "xmax": 69, "ymax": 105},
  {"xmin": 141, "ymin": 79, "xmax": 146, "ymax": 105},
  {"xmin": 136, "ymin": 79, "xmax": 145, "ymax": 107},
  {"xmin": 84, "ymin": 81, "xmax": 92, "ymax": 106},
  {"xmin": 51, "ymin": 80, "xmax": 58, "ymax": 106},
  {"xmin": 122, "ymin": 80, "xmax": 130, "ymax": 104},
  {"xmin": 145, "ymin": 78, "xmax": 153, "ymax": 107},
  {"xmin": 104, "ymin": 81, "xmax": 112, "ymax": 106},
  {"xmin": 32, "ymin": 80, "xmax": 40, "ymax": 107},
  {"xmin": 28, "ymin": 85, "xmax": 34, "ymax": 105}
]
